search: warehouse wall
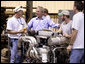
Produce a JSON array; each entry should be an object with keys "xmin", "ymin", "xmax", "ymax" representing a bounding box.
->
[
  {"xmin": 33, "ymin": 1, "xmax": 74, "ymax": 13},
  {"xmin": 1, "ymin": 1, "xmax": 26, "ymax": 7},
  {"xmin": 1, "ymin": 1, "xmax": 74, "ymax": 13}
]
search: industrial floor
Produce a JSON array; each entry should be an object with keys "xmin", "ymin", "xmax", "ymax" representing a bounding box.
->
[{"xmin": 1, "ymin": 56, "xmax": 9, "ymax": 63}]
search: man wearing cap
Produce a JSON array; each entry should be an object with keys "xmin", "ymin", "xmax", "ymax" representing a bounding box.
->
[
  {"xmin": 27, "ymin": 6, "xmax": 60, "ymax": 31},
  {"xmin": 6, "ymin": 6, "xmax": 27, "ymax": 63},
  {"xmin": 57, "ymin": 10, "xmax": 72, "ymax": 38}
]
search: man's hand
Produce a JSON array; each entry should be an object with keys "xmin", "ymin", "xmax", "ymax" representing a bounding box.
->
[
  {"xmin": 67, "ymin": 45, "xmax": 73, "ymax": 54},
  {"xmin": 63, "ymin": 33, "xmax": 69, "ymax": 37},
  {"xmin": 7, "ymin": 28, "xmax": 26, "ymax": 34},
  {"xmin": 18, "ymin": 29, "xmax": 25, "ymax": 33}
]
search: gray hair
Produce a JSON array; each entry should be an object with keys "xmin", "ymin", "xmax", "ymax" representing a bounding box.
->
[{"xmin": 37, "ymin": 6, "xmax": 44, "ymax": 13}]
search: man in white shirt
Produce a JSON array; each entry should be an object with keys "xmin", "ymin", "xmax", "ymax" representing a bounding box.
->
[
  {"xmin": 6, "ymin": 6, "xmax": 27, "ymax": 63},
  {"xmin": 58, "ymin": 10, "xmax": 72, "ymax": 38},
  {"xmin": 43, "ymin": 8, "xmax": 51, "ymax": 19},
  {"xmin": 67, "ymin": 1, "xmax": 84, "ymax": 63},
  {"xmin": 43, "ymin": 8, "xmax": 57, "ymax": 30}
]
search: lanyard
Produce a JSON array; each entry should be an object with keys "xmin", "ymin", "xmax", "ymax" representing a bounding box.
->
[{"xmin": 17, "ymin": 18, "xmax": 24, "ymax": 25}]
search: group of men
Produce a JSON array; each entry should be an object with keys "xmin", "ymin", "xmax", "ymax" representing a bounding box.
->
[{"xmin": 6, "ymin": 1, "xmax": 84, "ymax": 63}]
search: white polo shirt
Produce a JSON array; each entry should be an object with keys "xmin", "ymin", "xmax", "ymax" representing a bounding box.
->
[
  {"xmin": 60, "ymin": 20, "xmax": 72, "ymax": 35},
  {"xmin": 72, "ymin": 12, "xmax": 84, "ymax": 49},
  {"xmin": 6, "ymin": 16, "xmax": 27, "ymax": 39}
]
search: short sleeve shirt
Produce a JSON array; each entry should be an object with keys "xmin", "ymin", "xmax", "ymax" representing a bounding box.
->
[
  {"xmin": 60, "ymin": 20, "xmax": 72, "ymax": 35},
  {"xmin": 6, "ymin": 16, "xmax": 27, "ymax": 39},
  {"xmin": 72, "ymin": 12, "xmax": 84, "ymax": 49}
]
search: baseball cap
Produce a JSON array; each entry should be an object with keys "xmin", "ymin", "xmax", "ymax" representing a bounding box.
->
[
  {"xmin": 58, "ymin": 10, "xmax": 70, "ymax": 16},
  {"xmin": 13, "ymin": 6, "xmax": 25, "ymax": 13}
]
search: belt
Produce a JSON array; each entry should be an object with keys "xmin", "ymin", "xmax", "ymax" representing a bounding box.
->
[{"xmin": 10, "ymin": 38, "xmax": 18, "ymax": 40}]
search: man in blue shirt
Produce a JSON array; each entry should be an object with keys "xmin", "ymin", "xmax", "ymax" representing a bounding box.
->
[{"xmin": 27, "ymin": 6, "xmax": 60, "ymax": 31}]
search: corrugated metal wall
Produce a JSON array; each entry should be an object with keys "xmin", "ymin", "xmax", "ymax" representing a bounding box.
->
[
  {"xmin": 33, "ymin": 1, "xmax": 74, "ymax": 13},
  {"xmin": 1, "ymin": 1, "xmax": 74, "ymax": 13},
  {"xmin": 1, "ymin": 1, "xmax": 26, "ymax": 7}
]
